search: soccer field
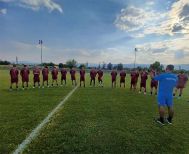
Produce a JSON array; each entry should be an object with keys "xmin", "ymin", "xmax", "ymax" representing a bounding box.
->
[{"xmin": 1, "ymin": 69, "xmax": 189, "ymax": 154}]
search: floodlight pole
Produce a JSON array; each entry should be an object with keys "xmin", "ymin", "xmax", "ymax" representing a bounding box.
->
[
  {"xmin": 134, "ymin": 48, "xmax": 137, "ymax": 69},
  {"xmin": 39, "ymin": 40, "xmax": 43, "ymax": 65}
]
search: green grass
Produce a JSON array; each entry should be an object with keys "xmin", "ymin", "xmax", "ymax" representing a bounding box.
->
[{"xmin": 0, "ymin": 70, "xmax": 189, "ymax": 154}]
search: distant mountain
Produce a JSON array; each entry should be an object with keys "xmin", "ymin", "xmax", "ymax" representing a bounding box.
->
[{"xmin": 86, "ymin": 63, "xmax": 189, "ymax": 70}]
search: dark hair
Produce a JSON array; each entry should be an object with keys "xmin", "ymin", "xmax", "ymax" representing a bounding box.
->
[
  {"xmin": 166, "ymin": 64, "xmax": 174, "ymax": 71},
  {"xmin": 13, "ymin": 64, "xmax": 16, "ymax": 67},
  {"xmin": 180, "ymin": 70, "xmax": 184, "ymax": 74}
]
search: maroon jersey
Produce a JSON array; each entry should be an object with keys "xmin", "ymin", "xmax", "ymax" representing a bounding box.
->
[
  {"xmin": 141, "ymin": 72, "xmax": 148, "ymax": 83},
  {"xmin": 150, "ymin": 71, "xmax": 158, "ymax": 88},
  {"xmin": 131, "ymin": 72, "xmax": 138, "ymax": 84},
  {"xmin": 177, "ymin": 74, "xmax": 188, "ymax": 88},
  {"xmin": 42, "ymin": 68, "xmax": 49, "ymax": 81},
  {"xmin": 80, "ymin": 70, "xmax": 85, "ymax": 81},
  {"xmin": 120, "ymin": 71, "xmax": 126, "ymax": 82},
  {"xmin": 111, "ymin": 71, "xmax": 117, "ymax": 81},
  {"xmin": 10, "ymin": 68, "xmax": 19, "ymax": 83},
  {"xmin": 61, "ymin": 69, "xmax": 67, "ymax": 80},
  {"xmin": 140, "ymin": 72, "xmax": 148, "ymax": 87},
  {"xmin": 97, "ymin": 70, "xmax": 103, "ymax": 80},
  {"xmin": 52, "ymin": 68, "xmax": 58, "ymax": 80},
  {"xmin": 90, "ymin": 70, "xmax": 97, "ymax": 80},
  {"xmin": 33, "ymin": 68, "xmax": 40, "ymax": 82},
  {"xmin": 20, "ymin": 67, "xmax": 30, "ymax": 82},
  {"xmin": 70, "ymin": 69, "xmax": 76, "ymax": 80}
]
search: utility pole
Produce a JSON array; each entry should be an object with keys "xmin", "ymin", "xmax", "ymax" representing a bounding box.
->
[
  {"xmin": 39, "ymin": 40, "xmax": 43, "ymax": 65},
  {"xmin": 134, "ymin": 48, "xmax": 137, "ymax": 69},
  {"xmin": 16, "ymin": 56, "xmax": 18, "ymax": 65}
]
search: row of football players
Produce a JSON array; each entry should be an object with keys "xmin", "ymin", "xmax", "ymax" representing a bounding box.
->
[{"xmin": 9, "ymin": 64, "xmax": 188, "ymax": 97}]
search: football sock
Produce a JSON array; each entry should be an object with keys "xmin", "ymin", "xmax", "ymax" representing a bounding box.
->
[
  {"xmin": 160, "ymin": 117, "xmax": 164, "ymax": 123},
  {"xmin": 167, "ymin": 116, "xmax": 172, "ymax": 122}
]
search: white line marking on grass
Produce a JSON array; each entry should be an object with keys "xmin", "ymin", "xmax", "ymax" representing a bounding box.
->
[{"xmin": 13, "ymin": 85, "xmax": 79, "ymax": 154}]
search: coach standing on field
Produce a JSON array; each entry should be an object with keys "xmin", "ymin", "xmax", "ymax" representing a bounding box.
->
[{"xmin": 153, "ymin": 65, "xmax": 178, "ymax": 125}]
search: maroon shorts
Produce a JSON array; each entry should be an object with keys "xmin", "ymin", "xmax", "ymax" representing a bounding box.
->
[
  {"xmin": 151, "ymin": 81, "xmax": 158, "ymax": 88},
  {"xmin": 11, "ymin": 78, "xmax": 18, "ymax": 84},
  {"xmin": 80, "ymin": 77, "xmax": 85, "ymax": 81},
  {"xmin": 176, "ymin": 85, "xmax": 184, "ymax": 89},
  {"xmin": 112, "ymin": 78, "xmax": 116, "ymax": 82},
  {"xmin": 22, "ymin": 77, "xmax": 29, "ymax": 82},
  {"xmin": 120, "ymin": 79, "xmax": 125, "ymax": 83},
  {"xmin": 43, "ymin": 76, "xmax": 48, "ymax": 81},
  {"xmin": 131, "ymin": 80, "xmax": 136, "ymax": 85},
  {"xmin": 71, "ymin": 76, "xmax": 76, "ymax": 80},
  {"xmin": 140, "ymin": 82, "xmax": 146, "ymax": 88},
  {"xmin": 34, "ymin": 76, "xmax": 40, "ymax": 82},
  {"xmin": 98, "ymin": 77, "xmax": 102, "ymax": 82},
  {"xmin": 52, "ymin": 76, "xmax": 58, "ymax": 80},
  {"xmin": 61, "ymin": 76, "xmax": 66, "ymax": 80}
]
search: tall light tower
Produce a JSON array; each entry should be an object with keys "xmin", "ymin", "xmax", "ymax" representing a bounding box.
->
[
  {"xmin": 39, "ymin": 40, "xmax": 43, "ymax": 65},
  {"xmin": 134, "ymin": 48, "xmax": 137, "ymax": 69}
]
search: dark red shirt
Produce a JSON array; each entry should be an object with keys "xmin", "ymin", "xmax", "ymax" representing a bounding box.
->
[
  {"xmin": 20, "ymin": 68, "xmax": 30, "ymax": 80},
  {"xmin": 61, "ymin": 69, "xmax": 67, "ymax": 78},
  {"xmin": 177, "ymin": 74, "xmax": 188, "ymax": 87},
  {"xmin": 111, "ymin": 71, "xmax": 117, "ymax": 80},
  {"xmin": 120, "ymin": 71, "xmax": 126, "ymax": 80},
  {"xmin": 70, "ymin": 69, "xmax": 76, "ymax": 78},
  {"xmin": 33, "ymin": 68, "xmax": 40, "ymax": 78},
  {"xmin": 131, "ymin": 72, "xmax": 137, "ymax": 82},
  {"xmin": 42, "ymin": 68, "xmax": 49, "ymax": 78},
  {"xmin": 141, "ymin": 72, "xmax": 148, "ymax": 83},
  {"xmin": 90, "ymin": 70, "xmax": 97, "ymax": 79},
  {"xmin": 97, "ymin": 70, "xmax": 103, "ymax": 78},
  {"xmin": 52, "ymin": 68, "xmax": 58, "ymax": 78},
  {"xmin": 10, "ymin": 68, "xmax": 19, "ymax": 79},
  {"xmin": 80, "ymin": 70, "xmax": 85, "ymax": 78}
]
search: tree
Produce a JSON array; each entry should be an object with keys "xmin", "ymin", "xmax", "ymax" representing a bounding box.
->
[
  {"xmin": 79, "ymin": 64, "xmax": 86, "ymax": 69},
  {"xmin": 150, "ymin": 61, "xmax": 163, "ymax": 72},
  {"xmin": 102, "ymin": 62, "xmax": 106, "ymax": 69},
  {"xmin": 59, "ymin": 63, "xmax": 64, "ymax": 68},
  {"xmin": 117, "ymin": 63, "xmax": 123, "ymax": 70},
  {"xmin": 66, "ymin": 59, "xmax": 77, "ymax": 68},
  {"xmin": 107, "ymin": 62, "xmax": 113, "ymax": 70},
  {"xmin": 0, "ymin": 60, "xmax": 11, "ymax": 65},
  {"xmin": 42, "ymin": 62, "xmax": 55, "ymax": 67}
]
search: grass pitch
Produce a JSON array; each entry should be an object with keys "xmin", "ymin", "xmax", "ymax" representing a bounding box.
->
[{"xmin": 0, "ymin": 69, "xmax": 189, "ymax": 154}]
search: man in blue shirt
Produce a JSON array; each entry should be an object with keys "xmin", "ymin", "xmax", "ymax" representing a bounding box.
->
[{"xmin": 153, "ymin": 65, "xmax": 178, "ymax": 125}]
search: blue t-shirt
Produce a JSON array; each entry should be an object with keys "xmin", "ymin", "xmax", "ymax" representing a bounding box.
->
[{"xmin": 154, "ymin": 73, "xmax": 178, "ymax": 97}]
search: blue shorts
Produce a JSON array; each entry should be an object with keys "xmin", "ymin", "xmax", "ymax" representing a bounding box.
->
[{"xmin": 157, "ymin": 95, "xmax": 173, "ymax": 107}]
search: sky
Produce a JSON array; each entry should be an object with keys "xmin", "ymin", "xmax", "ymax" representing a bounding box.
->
[{"xmin": 0, "ymin": 0, "xmax": 189, "ymax": 65}]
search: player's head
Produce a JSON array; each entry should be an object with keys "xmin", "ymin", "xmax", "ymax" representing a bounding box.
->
[
  {"xmin": 45, "ymin": 65, "xmax": 48, "ymax": 68},
  {"xmin": 13, "ymin": 64, "xmax": 16, "ymax": 67},
  {"xmin": 166, "ymin": 64, "xmax": 174, "ymax": 72},
  {"xmin": 24, "ymin": 64, "xmax": 27, "ymax": 67}
]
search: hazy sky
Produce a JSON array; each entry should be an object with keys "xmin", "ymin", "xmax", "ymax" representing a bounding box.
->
[{"xmin": 0, "ymin": 0, "xmax": 189, "ymax": 64}]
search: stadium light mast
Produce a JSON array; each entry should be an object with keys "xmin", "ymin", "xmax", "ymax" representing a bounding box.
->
[
  {"xmin": 134, "ymin": 48, "xmax": 137, "ymax": 69},
  {"xmin": 39, "ymin": 40, "xmax": 43, "ymax": 65},
  {"xmin": 16, "ymin": 56, "xmax": 18, "ymax": 65}
]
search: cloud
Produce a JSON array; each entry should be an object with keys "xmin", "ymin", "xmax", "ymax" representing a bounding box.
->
[
  {"xmin": 0, "ymin": 0, "xmax": 63, "ymax": 13},
  {"xmin": 135, "ymin": 35, "xmax": 189, "ymax": 64},
  {"xmin": 114, "ymin": 6, "xmax": 164, "ymax": 32},
  {"xmin": 115, "ymin": 0, "xmax": 189, "ymax": 36},
  {"xmin": 0, "ymin": 8, "xmax": 7, "ymax": 14}
]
